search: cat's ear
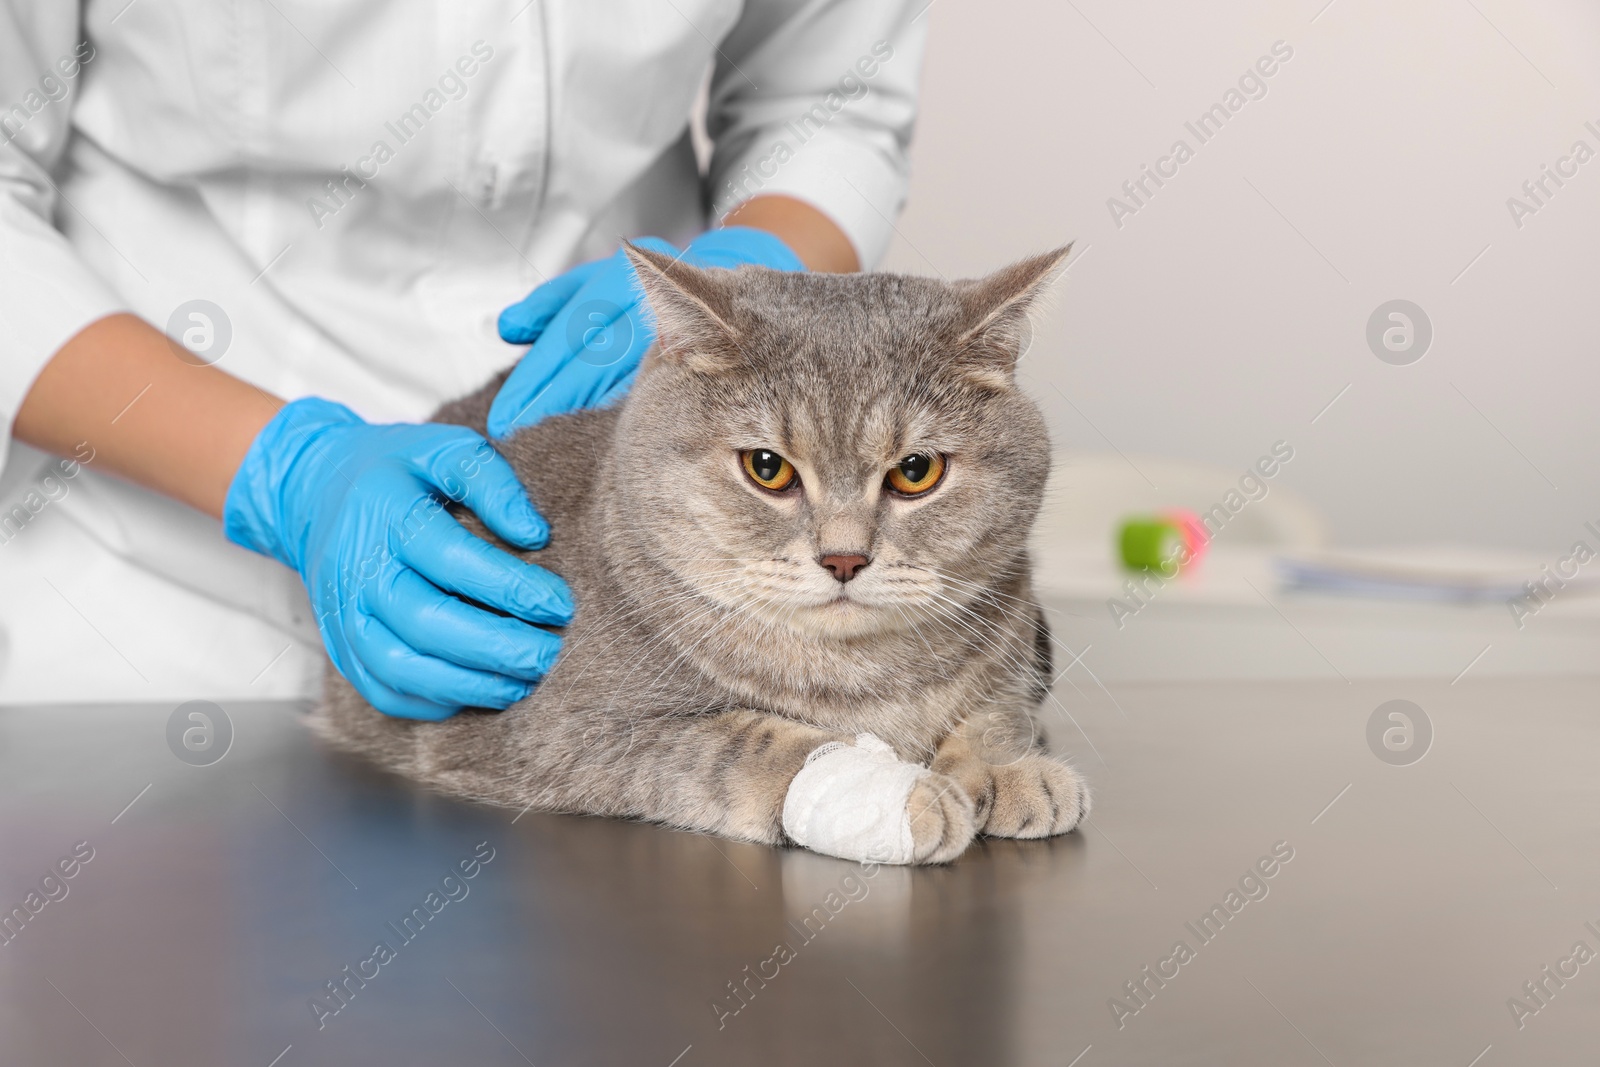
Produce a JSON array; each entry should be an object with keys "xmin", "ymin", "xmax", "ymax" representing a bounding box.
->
[
  {"xmin": 950, "ymin": 244, "xmax": 1073, "ymax": 387},
  {"xmin": 624, "ymin": 242, "xmax": 743, "ymax": 375}
]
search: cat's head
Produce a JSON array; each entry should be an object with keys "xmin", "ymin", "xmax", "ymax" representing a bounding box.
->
[{"xmin": 607, "ymin": 242, "xmax": 1068, "ymax": 640}]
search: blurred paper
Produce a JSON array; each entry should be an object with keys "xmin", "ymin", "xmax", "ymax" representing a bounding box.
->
[{"xmin": 1277, "ymin": 545, "xmax": 1600, "ymax": 603}]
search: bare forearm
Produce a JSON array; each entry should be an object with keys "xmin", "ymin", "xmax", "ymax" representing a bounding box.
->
[
  {"xmin": 722, "ymin": 194, "xmax": 861, "ymax": 274},
  {"xmin": 13, "ymin": 313, "xmax": 284, "ymax": 519},
  {"xmin": 11, "ymin": 201, "xmax": 849, "ymax": 519}
]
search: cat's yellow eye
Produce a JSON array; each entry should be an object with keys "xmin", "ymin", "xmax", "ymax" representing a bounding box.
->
[
  {"xmin": 886, "ymin": 453, "xmax": 946, "ymax": 496},
  {"xmin": 742, "ymin": 449, "xmax": 797, "ymax": 492}
]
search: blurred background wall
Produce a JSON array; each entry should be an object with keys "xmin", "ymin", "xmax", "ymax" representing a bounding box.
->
[{"xmin": 883, "ymin": 0, "xmax": 1600, "ymax": 553}]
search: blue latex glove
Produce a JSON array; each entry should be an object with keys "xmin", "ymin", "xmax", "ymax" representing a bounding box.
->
[
  {"xmin": 487, "ymin": 226, "xmax": 806, "ymax": 437},
  {"xmin": 224, "ymin": 397, "xmax": 573, "ymax": 720}
]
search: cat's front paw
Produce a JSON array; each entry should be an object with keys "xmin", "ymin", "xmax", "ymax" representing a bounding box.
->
[
  {"xmin": 782, "ymin": 734, "xmax": 977, "ymax": 865},
  {"xmin": 982, "ymin": 755, "xmax": 1089, "ymax": 839},
  {"xmin": 906, "ymin": 772, "xmax": 978, "ymax": 864}
]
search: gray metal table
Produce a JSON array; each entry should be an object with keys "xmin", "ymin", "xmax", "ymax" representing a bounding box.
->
[{"xmin": 2, "ymin": 678, "xmax": 1597, "ymax": 1065}]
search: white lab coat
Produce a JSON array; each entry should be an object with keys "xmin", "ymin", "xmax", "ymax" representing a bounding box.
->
[{"xmin": 0, "ymin": 0, "xmax": 926, "ymax": 703}]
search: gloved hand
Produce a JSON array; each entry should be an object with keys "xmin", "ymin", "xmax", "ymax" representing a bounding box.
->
[
  {"xmin": 224, "ymin": 397, "xmax": 573, "ymax": 721},
  {"xmin": 487, "ymin": 226, "xmax": 806, "ymax": 437}
]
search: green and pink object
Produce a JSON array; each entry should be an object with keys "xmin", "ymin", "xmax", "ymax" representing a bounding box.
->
[{"xmin": 1117, "ymin": 509, "xmax": 1209, "ymax": 576}]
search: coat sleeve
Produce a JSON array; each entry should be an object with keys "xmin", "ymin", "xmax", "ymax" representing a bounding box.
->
[
  {"xmin": 0, "ymin": 6, "xmax": 127, "ymax": 468},
  {"xmin": 706, "ymin": 0, "xmax": 929, "ymax": 269}
]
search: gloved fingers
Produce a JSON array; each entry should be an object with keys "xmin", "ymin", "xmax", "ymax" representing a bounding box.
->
[
  {"xmin": 488, "ymin": 298, "xmax": 635, "ymax": 435},
  {"xmin": 412, "ymin": 431, "xmax": 549, "ymax": 549},
  {"xmin": 683, "ymin": 226, "xmax": 808, "ymax": 272},
  {"xmin": 318, "ymin": 623, "xmax": 463, "ymax": 720},
  {"xmin": 352, "ymin": 673, "xmax": 464, "ymax": 721},
  {"xmin": 509, "ymin": 306, "xmax": 654, "ymax": 423},
  {"xmin": 401, "ymin": 515, "xmax": 573, "ymax": 626},
  {"xmin": 372, "ymin": 567, "xmax": 563, "ymax": 679},
  {"xmin": 497, "ymin": 259, "xmax": 606, "ymax": 344},
  {"xmin": 533, "ymin": 235, "xmax": 677, "ymax": 375},
  {"xmin": 347, "ymin": 612, "xmax": 534, "ymax": 710},
  {"xmin": 487, "ymin": 238, "xmax": 680, "ymax": 437}
]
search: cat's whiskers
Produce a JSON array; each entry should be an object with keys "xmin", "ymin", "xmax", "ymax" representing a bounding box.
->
[
  {"xmin": 890, "ymin": 601, "xmax": 951, "ymax": 683},
  {"xmin": 924, "ymin": 579, "xmax": 1073, "ymax": 677},
  {"xmin": 856, "ymin": 574, "xmax": 940, "ymax": 607},
  {"xmin": 928, "ymin": 567, "xmax": 1095, "ymax": 678},
  {"xmin": 918, "ymin": 589, "xmax": 1040, "ymax": 682},
  {"xmin": 930, "ymin": 568, "xmax": 1041, "ymax": 615},
  {"xmin": 917, "ymin": 591, "xmax": 1016, "ymax": 654},
  {"xmin": 934, "ymin": 579, "xmax": 1049, "ymax": 639},
  {"xmin": 913, "ymin": 608, "xmax": 1042, "ymax": 716},
  {"xmin": 920, "ymin": 580, "xmax": 1029, "ymax": 644},
  {"xmin": 888, "ymin": 562, "xmax": 1051, "ymax": 643}
]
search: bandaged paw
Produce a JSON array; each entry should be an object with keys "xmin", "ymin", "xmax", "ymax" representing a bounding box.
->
[{"xmin": 782, "ymin": 734, "xmax": 931, "ymax": 865}]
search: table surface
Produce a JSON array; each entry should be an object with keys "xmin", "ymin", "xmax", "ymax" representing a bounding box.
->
[{"xmin": 2, "ymin": 678, "xmax": 1598, "ymax": 1066}]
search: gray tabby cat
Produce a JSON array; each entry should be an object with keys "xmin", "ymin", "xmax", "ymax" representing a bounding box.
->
[{"xmin": 313, "ymin": 243, "xmax": 1088, "ymax": 865}]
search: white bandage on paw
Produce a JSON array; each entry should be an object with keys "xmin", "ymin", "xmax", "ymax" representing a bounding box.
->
[{"xmin": 782, "ymin": 733, "xmax": 931, "ymax": 865}]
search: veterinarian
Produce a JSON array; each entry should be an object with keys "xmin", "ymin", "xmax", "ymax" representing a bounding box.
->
[{"xmin": 0, "ymin": 2, "xmax": 926, "ymax": 715}]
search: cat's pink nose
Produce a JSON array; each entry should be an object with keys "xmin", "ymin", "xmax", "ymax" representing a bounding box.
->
[{"xmin": 818, "ymin": 553, "xmax": 871, "ymax": 582}]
